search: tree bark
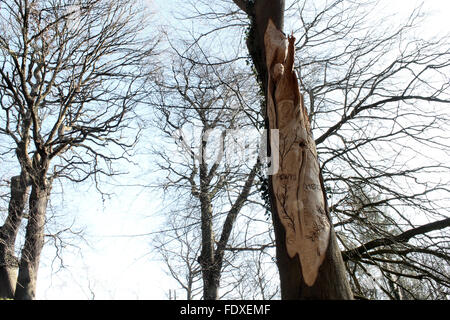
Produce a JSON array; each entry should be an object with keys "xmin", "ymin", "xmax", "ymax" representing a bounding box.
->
[
  {"xmin": 14, "ymin": 183, "xmax": 50, "ymax": 300},
  {"xmin": 198, "ymin": 134, "xmax": 219, "ymax": 300},
  {"xmin": 198, "ymin": 144, "xmax": 260, "ymax": 299},
  {"xmin": 273, "ymin": 208, "xmax": 353, "ymax": 299},
  {"xmin": 245, "ymin": 0, "xmax": 285, "ymax": 98},
  {"xmin": 0, "ymin": 172, "xmax": 30, "ymax": 299},
  {"xmin": 237, "ymin": 0, "xmax": 353, "ymax": 299},
  {"xmin": 202, "ymin": 268, "xmax": 220, "ymax": 300},
  {"xmin": 198, "ymin": 190, "xmax": 220, "ymax": 300}
]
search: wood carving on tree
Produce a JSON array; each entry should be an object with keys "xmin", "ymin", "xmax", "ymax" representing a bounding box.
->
[{"xmin": 265, "ymin": 20, "xmax": 330, "ymax": 287}]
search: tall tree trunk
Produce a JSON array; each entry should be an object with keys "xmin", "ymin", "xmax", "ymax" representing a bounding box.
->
[
  {"xmin": 202, "ymin": 267, "xmax": 220, "ymax": 300},
  {"xmin": 198, "ymin": 158, "xmax": 259, "ymax": 300},
  {"xmin": 198, "ymin": 198, "xmax": 221, "ymax": 300},
  {"xmin": 273, "ymin": 208, "xmax": 353, "ymax": 299},
  {"xmin": 246, "ymin": 0, "xmax": 285, "ymax": 97},
  {"xmin": 198, "ymin": 137, "xmax": 219, "ymax": 300},
  {"xmin": 14, "ymin": 183, "xmax": 50, "ymax": 300},
  {"xmin": 240, "ymin": 0, "xmax": 353, "ymax": 299},
  {"xmin": 0, "ymin": 172, "xmax": 30, "ymax": 299},
  {"xmin": 198, "ymin": 193, "xmax": 221, "ymax": 300},
  {"xmin": 199, "ymin": 195, "xmax": 220, "ymax": 301}
]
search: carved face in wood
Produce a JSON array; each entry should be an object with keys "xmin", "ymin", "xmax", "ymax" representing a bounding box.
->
[{"xmin": 273, "ymin": 63, "xmax": 285, "ymax": 82}]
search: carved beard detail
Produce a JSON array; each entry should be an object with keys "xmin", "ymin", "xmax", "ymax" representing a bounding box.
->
[{"xmin": 265, "ymin": 19, "xmax": 331, "ymax": 287}]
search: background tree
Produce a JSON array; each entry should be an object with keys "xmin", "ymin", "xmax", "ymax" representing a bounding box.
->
[
  {"xmin": 0, "ymin": 0, "xmax": 158, "ymax": 299},
  {"xmin": 149, "ymin": 44, "xmax": 279, "ymax": 300}
]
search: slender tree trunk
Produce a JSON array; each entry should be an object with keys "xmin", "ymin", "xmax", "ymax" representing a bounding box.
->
[
  {"xmin": 14, "ymin": 183, "xmax": 50, "ymax": 300},
  {"xmin": 241, "ymin": 0, "xmax": 353, "ymax": 299},
  {"xmin": 202, "ymin": 267, "xmax": 220, "ymax": 300},
  {"xmin": 0, "ymin": 172, "xmax": 30, "ymax": 299},
  {"xmin": 198, "ymin": 193, "xmax": 220, "ymax": 300},
  {"xmin": 198, "ymin": 187, "xmax": 221, "ymax": 300},
  {"xmin": 198, "ymin": 136, "xmax": 219, "ymax": 299},
  {"xmin": 198, "ymin": 157, "xmax": 259, "ymax": 300}
]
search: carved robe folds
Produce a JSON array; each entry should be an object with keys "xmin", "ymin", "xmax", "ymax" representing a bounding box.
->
[{"xmin": 265, "ymin": 20, "xmax": 330, "ymax": 286}]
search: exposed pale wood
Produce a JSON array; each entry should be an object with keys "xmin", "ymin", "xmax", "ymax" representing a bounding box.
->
[{"xmin": 264, "ymin": 20, "xmax": 330, "ymax": 286}]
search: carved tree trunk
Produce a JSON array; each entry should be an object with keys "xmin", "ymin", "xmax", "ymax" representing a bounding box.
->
[
  {"xmin": 0, "ymin": 172, "xmax": 30, "ymax": 299},
  {"xmin": 264, "ymin": 21, "xmax": 353, "ymax": 299},
  {"xmin": 240, "ymin": 0, "xmax": 353, "ymax": 299},
  {"xmin": 14, "ymin": 183, "xmax": 50, "ymax": 300}
]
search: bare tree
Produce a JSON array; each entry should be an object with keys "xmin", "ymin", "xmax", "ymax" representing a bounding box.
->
[
  {"xmin": 0, "ymin": 0, "xmax": 158, "ymax": 299},
  {"xmin": 149, "ymin": 43, "xmax": 279, "ymax": 299}
]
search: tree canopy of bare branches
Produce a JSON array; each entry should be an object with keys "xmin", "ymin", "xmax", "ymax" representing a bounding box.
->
[
  {"xmin": 149, "ymin": 43, "xmax": 280, "ymax": 299},
  {"xmin": 0, "ymin": 0, "xmax": 158, "ymax": 299}
]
